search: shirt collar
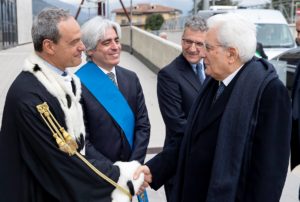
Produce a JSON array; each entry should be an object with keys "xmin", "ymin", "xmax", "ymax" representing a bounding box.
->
[
  {"xmin": 97, "ymin": 65, "xmax": 116, "ymax": 75},
  {"xmin": 43, "ymin": 60, "xmax": 65, "ymax": 76},
  {"xmin": 222, "ymin": 64, "xmax": 243, "ymax": 87},
  {"xmin": 190, "ymin": 59, "xmax": 204, "ymax": 69}
]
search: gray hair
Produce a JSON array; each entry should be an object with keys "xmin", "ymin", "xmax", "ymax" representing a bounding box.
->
[
  {"xmin": 32, "ymin": 8, "xmax": 71, "ymax": 52},
  {"xmin": 81, "ymin": 16, "xmax": 121, "ymax": 61},
  {"xmin": 207, "ymin": 13, "xmax": 256, "ymax": 63},
  {"xmin": 184, "ymin": 14, "xmax": 208, "ymax": 32}
]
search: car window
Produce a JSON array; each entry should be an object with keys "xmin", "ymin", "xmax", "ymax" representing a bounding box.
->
[{"xmin": 257, "ymin": 24, "xmax": 294, "ymax": 48}]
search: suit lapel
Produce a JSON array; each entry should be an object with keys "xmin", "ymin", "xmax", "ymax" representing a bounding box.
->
[
  {"xmin": 186, "ymin": 79, "xmax": 214, "ymax": 134},
  {"xmin": 115, "ymin": 66, "xmax": 129, "ymax": 100},
  {"xmin": 177, "ymin": 54, "xmax": 201, "ymax": 92},
  {"xmin": 181, "ymin": 68, "xmax": 201, "ymax": 92},
  {"xmin": 193, "ymin": 68, "xmax": 244, "ymax": 135},
  {"xmin": 192, "ymin": 80, "xmax": 230, "ymax": 135}
]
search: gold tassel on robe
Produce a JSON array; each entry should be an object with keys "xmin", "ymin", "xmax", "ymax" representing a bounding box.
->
[{"xmin": 36, "ymin": 102, "xmax": 132, "ymax": 200}]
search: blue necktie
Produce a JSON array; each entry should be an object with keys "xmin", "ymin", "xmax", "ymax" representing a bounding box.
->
[{"xmin": 196, "ymin": 63, "xmax": 205, "ymax": 84}]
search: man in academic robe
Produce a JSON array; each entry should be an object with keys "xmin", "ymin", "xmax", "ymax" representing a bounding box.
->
[
  {"xmin": 0, "ymin": 8, "xmax": 143, "ymax": 202},
  {"xmin": 77, "ymin": 16, "xmax": 150, "ymax": 165},
  {"xmin": 135, "ymin": 13, "xmax": 291, "ymax": 202}
]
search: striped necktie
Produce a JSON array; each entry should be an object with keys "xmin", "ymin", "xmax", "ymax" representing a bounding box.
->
[{"xmin": 107, "ymin": 72, "xmax": 117, "ymax": 86}]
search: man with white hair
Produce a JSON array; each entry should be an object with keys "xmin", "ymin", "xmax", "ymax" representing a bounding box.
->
[{"xmin": 135, "ymin": 13, "xmax": 291, "ymax": 202}]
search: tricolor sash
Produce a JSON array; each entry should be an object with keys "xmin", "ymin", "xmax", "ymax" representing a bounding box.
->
[{"xmin": 76, "ymin": 62, "xmax": 135, "ymax": 149}]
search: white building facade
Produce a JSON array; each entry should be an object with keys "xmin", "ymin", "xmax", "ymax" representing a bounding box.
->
[{"xmin": 0, "ymin": 0, "xmax": 32, "ymax": 50}]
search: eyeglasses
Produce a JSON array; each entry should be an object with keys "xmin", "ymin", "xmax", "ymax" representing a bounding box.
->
[
  {"xmin": 182, "ymin": 38, "xmax": 204, "ymax": 49},
  {"xmin": 203, "ymin": 42, "xmax": 226, "ymax": 52}
]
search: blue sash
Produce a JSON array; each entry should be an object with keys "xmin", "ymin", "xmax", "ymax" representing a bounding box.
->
[
  {"xmin": 76, "ymin": 62, "xmax": 135, "ymax": 149},
  {"xmin": 138, "ymin": 190, "xmax": 149, "ymax": 202}
]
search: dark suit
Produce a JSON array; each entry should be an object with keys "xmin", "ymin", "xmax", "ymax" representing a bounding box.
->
[
  {"xmin": 291, "ymin": 62, "xmax": 300, "ymax": 170},
  {"xmin": 158, "ymin": 53, "xmax": 202, "ymax": 146},
  {"xmin": 147, "ymin": 58, "xmax": 291, "ymax": 202},
  {"xmin": 291, "ymin": 63, "xmax": 300, "ymax": 200},
  {"xmin": 81, "ymin": 65, "xmax": 150, "ymax": 164},
  {"xmin": 157, "ymin": 54, "xmax": 203, "ymax": 199}
]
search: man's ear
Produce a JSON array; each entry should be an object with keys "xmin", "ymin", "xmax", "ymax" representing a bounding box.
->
[
  {"xmin": 42, "ymin": 39, "xmax": 55, "ymax": 55},
  {"xmin": 227, "ymin": 47, "xmax": 238, "ymax": 64}
]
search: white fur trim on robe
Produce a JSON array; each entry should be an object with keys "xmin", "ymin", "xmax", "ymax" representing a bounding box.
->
[
  {"xmin": 23, "ymin": 52, "xmax": 86, "ymax": 154},
  {"xmin": 112, "ymin": 161, "xmax": 144, "ymax": 202}
]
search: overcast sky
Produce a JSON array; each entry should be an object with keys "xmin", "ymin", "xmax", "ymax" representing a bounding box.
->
[{"xmin": 59, "ymin": 0, "xmax": 271, "ymax": 16}]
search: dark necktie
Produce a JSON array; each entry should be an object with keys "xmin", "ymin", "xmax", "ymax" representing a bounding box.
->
[
  {"xmin": 61, "ymin": 72, "xmax": 76, "ymax": 94},
  {"xmin": 195, "ymin": 63, "xmax": 205, "ymax": 84},
  {"xmin": 61, "ymin": 71, "xmax": 68, "ymax": 77},
  {"xmin": 61, "ymin": 71, "xmax": 75, "ymax": 107},
  {"xmin": 107, "ymin": 72, "xmax": 117, "ymax": 86},
  {"xmin": 213, "ymin": 82, "xmax": 225, "ymax": 104}
]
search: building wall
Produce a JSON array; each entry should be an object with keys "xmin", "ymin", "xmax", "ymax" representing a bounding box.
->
[
  {"xmin": 0, "ymin": 0, "xmax": 32, "ymax": 50},
  {"xmin": 0, "ymin": 0, "xmax": 18, "ymax": 49},
  {"xmin": 16, "ymin": 0, "xmax": 32, "ymax": 44}
]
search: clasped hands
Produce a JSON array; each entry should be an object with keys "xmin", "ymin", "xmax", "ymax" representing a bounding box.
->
[
  {"xmin": 111, "ymin": 161, "xmax": 152, "ymax": 202},
  {"xmin": 133, "ymin": 165, "xmax": 152, "ymax": 195}
]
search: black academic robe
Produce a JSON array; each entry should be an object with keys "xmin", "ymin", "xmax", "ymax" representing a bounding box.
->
[
  {"xmin": 147, "ymin": 58, "xmax": 291, "ymax": 202},
  {"xmin": 0, "ymin": 72, "xmax": 119, "ymax": 202}
]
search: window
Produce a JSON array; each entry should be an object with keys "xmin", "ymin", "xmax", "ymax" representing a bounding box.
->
[{"xmin": 0, "ymin": 0, "xmax": 17, "ymax": 50}]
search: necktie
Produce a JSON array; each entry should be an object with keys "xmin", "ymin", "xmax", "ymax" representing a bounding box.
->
[
  {"xmin": 61, "ymin": 71, "xmax": 68, "ymax": 77},
  {"xmin": 107, "ymin": 72, "xmax": 117, "ymax": 86},
  {"xmin": 213, "ymin": 82, "xmax": 225, "ymax": 104},
  {"xmin": 61, "ymin": 71, "xmax": 75, "ymax": 94},
  {"xmin": 196, "ymin": 63, "xmax": 205, "ymax": 84}
]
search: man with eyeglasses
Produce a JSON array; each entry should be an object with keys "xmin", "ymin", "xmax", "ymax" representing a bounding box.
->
[
  {"xmin": 155, "ymin": 14, "xmax": 207, "ymax": 201},
  {"xmin": 134, "ymin": 13, "xmax": 291, "ymax": 202}
]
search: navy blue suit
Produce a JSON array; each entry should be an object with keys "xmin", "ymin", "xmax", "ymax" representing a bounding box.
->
[
  {"xmin": 157, "ymin": 54, "xmax": 203, "ymax": 199},
  {"xmin": 81, "ymin": 65, "xmax": 150, "ymax": 164},
  {"xmin": 157, "ymin": 54, "xmax": 202, "ymax": 147}
]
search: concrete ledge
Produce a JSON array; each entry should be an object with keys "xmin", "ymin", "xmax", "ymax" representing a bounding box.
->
[
  {"xmin": 122, "ymin": 44, "xmax": 160, "ymax": 74},
  {"xmin": 121, "ymin": 26, "xmax": 181, "ymax": 73}
]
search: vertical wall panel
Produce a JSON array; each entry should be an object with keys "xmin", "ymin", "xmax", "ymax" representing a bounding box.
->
[
  {"xmin": 16, "ymin": 0, "xmax": 32, "ymax": 44},
  {"xmin": 0, "ymin": 0, "xmax": 32, "ymax": 50}
]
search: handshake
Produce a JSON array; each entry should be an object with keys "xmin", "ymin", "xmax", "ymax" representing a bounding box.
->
[{"xmin": 112, "ymin": 161, "xmax": 152, "ymax": 202}]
